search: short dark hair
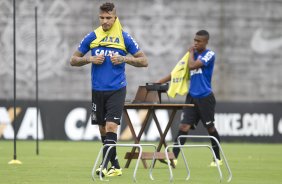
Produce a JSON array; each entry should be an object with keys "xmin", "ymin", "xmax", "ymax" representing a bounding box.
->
[
  {"xmin": 196, "ymin": 30, "xmax": 209, "ymax": 40},
  {"xmin": 100, "ymin": 2, "xmax": 115, "ymax": 12}
]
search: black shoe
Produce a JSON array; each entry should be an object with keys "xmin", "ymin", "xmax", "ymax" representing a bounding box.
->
[{"xmin": 159, "ymin": 159, "xmax": 177, "ymax": 166}]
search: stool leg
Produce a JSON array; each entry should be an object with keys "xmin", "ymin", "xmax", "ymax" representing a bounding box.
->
[
  {"xmin": 139, "ymin": 144, "xmax": 157, "ymax": 181},
  {"xmin": 207, "ymin": 145, "xmax": 223, "ymax": 182},
  {"xmin": 210, "ymin": 136, "xmax": 233, "ymax": 182},
  {"xmin": 91, "ymin": 147, "xmax": 104, "ymax": 181},
  {"xmin": 177, "ymin": 139, "xmax": 191, "ymax": 180},
  {"xmin": 165, "ymin": 146, "xmax": 174, "ymax": 182}
]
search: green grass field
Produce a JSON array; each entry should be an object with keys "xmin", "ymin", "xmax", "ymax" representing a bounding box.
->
[{"xmin": 1, "ymin": 141, "xmax": 282, "ymax": 184}]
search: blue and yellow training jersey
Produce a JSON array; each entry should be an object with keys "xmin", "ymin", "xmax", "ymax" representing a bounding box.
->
[
  {"xmin": 78, "ymin": 31, "xmax": 140, "ymax": 91},
  {"xmin": 189, "ymin": 49, "xmax": 215, "ymax": 98}
]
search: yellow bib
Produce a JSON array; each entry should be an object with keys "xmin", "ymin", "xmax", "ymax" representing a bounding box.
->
[
  {"xmin": 167, "ymin": 52, "xmax": 190, "ymax": 98},
  {"xmin": 90, "ymin": 17, "xmax": 126, "ymax": 52}
]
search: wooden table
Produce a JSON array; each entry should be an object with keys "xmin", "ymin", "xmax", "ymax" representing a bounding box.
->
[{"xmin": 123, "ymin": 103, "xmax": 194, "ymax": 168}]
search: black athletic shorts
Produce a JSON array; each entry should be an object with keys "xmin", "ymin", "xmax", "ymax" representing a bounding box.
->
[
  {"xmin": 181, "ymin": 92, "xmax": 216, "ymax": 129},
  {"xmin": 91, "ymin": 87, "xmax": 126, "ymax": 126}
]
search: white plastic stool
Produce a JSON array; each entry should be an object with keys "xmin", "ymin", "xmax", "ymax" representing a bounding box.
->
[
  {"xmin": 91, "ymin": 143, "xmax": 157, "ymax": 182},
  {"xmin": 164, "ymin": 135, "xmax": 232, "ymax": 182}
]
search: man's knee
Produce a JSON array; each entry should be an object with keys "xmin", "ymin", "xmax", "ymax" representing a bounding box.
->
[
  {"xmin": 179, "ymin": 124, "xmax": 191, "ymax": 132},
  {"xmin": 106, "ymin": 122, "xmax": 118, "ymax": 133},
  {"xmin": 207, "ymin": 126, "xmax": 216, "ymax": 134}
]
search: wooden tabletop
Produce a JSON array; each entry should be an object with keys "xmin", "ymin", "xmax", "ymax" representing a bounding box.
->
[{"xmin": 124, "ymin": 103, "xmax": 194, "ymax": 109}]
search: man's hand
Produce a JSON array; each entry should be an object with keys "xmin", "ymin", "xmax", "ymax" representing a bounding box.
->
[
  {"xmin": 188, "ymin": 46, "xmax": 204, "ymax": 70},
  {"xmin": 157, "ymin": 74, "xmax": 171, "ymax": 84},
  {"xmin": 110, "ymin": 53, "xmax": 125, "ymax": 65},
  {"xmin": 88, "ymin": 53, "xmax": 105, "ymax": 65},
  {"xmin": 188, "ymin": 46, "xmax": 195, "ymax": 53}
]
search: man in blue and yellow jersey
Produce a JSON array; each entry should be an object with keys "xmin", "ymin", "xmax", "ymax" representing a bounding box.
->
[
  {"xmin": 158, "ymin": 30, "xmax": 222, "ymax": 167},
  {"xmin": 70, "ymin": 2, "xmax": 148, "ymax": 177}
]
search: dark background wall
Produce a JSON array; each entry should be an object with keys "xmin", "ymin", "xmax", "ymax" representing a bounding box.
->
[{"xmin": 1, "ymin": 100, "xmax": 282, "ymax": 142}]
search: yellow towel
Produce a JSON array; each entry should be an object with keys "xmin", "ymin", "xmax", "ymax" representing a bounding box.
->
[
  {"xmin": 167, "ymin": 52, "xmax": 190, "ymax": 98},
  {"xmin": 90, "ymin": 17, "xmax": 126, "ymax": 52}
]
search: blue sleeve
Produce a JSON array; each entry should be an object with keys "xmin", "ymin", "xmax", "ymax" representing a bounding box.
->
[
  {"xmin": 122, "ymin": 31, "xmax": 140, "ymax": 55},
  {"xmin": 200, "ymin": 50, "xmax": 215, "ymax": 66},
  {"xmin": 78, "ymin": 32, "xmax": 96, "ymax": 54}
]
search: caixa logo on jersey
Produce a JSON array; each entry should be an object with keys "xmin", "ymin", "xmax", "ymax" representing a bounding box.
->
[{"xmin": 0, "ymin": 107, "xmax": 44, "ymax": 140}]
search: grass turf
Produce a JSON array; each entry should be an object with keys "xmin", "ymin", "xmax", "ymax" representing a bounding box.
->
[{"xmin": 0, "ymin": 141, "xmax": 282, "ymax": 184}]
